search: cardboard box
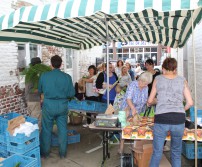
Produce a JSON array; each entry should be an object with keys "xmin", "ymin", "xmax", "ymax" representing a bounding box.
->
[{"xmin": 132, "ymin": 141, "xmax": 153, "ymax": 167}]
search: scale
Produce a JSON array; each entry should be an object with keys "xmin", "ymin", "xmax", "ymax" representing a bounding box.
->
[{"xmin": 95, "ymin": 114, "xmax": 119, "ymax": 128}]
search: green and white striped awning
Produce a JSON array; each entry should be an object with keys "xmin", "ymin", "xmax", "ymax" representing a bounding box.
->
[{"xmin": 0, "ymin": 0, "xmax": 201, "ymax": 49}]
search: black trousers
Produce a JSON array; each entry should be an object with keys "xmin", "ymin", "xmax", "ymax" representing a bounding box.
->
[{"xmin": 85, "ymin": 96, "xmax": 99, "ymax": 124}]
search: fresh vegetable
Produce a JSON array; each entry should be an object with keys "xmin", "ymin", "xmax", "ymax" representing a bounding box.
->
[{"xmin": 14, "ymin": 162, "xmax": 21, "ymax": 167}]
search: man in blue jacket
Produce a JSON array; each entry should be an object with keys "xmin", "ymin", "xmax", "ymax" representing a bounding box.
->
[{"xmin": 38, "ymin": 55, "xmax": 75, "ymax": 158}]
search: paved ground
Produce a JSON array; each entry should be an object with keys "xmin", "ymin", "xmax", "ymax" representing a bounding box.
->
[{"xmin": 41, "ymin": 121, "xmax": 196, "ymax": 167}]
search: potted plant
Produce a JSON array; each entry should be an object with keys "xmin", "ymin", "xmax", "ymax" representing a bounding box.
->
[{"xmin": 22, "ymin": 63, "xmax": 51, "ymax": 91}]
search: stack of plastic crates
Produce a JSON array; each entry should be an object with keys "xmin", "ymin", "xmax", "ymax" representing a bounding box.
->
[
  {"xmin": 68, "ymin": 99, "xmax": 107, "ymax": 113},
  {"xmin": 0, "ymin": 112, "xmax": 41, "ymax": 167},
  {"xmin": 51, "ymin": 129, "xmax": 80, "ymax": 146},
  {"xmin": 0, "ymin": 154, "xmax": 37, "ymax": 167}
]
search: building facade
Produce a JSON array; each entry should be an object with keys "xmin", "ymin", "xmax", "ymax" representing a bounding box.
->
[{"xmin": 104, "ymin": 41, "xmax": 169, "ymax": 66}]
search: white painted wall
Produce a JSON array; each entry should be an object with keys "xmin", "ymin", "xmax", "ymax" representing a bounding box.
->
[
  {"xmin": 72, "ymin": 46, "xmax": 103, "ymax": 83},
  {"xmin": 187, "ymin": 21, "xmax": 202, "ymax": 109},
  {"xmin": 0, "ymin": 42, "xmax": 19, "ymax": 86},
  {"xmin": 171, "ymin": 48, "xmax": 184, "ymax": 77},
  {"xmin": 0, "ymin": 1, "xmax": 19, "ymax": 87}
]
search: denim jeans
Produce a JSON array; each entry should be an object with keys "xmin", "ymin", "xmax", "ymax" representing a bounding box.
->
[{"xmin": 149, "ymin": 123, "xmax": 184, "ymax": 167}]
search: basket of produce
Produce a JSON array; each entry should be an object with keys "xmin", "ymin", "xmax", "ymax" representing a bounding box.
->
[{"xmin": 69, "ymin": 111, "xmax": 83, "ymax": 125}]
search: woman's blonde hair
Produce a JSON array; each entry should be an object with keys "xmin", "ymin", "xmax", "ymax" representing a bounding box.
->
[
  {"xmin": 121, "ymin": 65, "xmax": 128, "ymax": 76},
  {"xmin": 138, "ymin": 71, "xmax": 153, "ymax": 84}
]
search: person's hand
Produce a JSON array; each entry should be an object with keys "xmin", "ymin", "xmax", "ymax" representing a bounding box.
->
[
  {"xmin": 109, "ymin": 84, "xmax": 113, "ymax": 89},
  {"xmin": 147, "ymin": 102, "xmax": 151, "ymax": 107},
  {"xmin": 132, "ymin": 108, "xmax": 137, "ymax": 116}
]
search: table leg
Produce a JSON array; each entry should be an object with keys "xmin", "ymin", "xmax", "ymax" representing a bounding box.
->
[
  {"xmin": 106, "ymin": 131, "xmax": 110, "ymax": 158},
  {"xmin": 101, "ymin": 131, "xmax": 110, "ymax": 166}
]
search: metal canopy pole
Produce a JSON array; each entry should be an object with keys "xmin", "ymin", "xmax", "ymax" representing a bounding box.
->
[
  {"xmin": 192, "ymin": 11, "xmax": 198, "ymax": 167},
  {"xmin": 105, "ymin": 14, "xmax": 110, "ymax": 106}
]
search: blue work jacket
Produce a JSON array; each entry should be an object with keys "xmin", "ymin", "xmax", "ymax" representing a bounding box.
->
[{"xmin": 38, "ymin": 69, "xmax": 75, "ymax": 113}]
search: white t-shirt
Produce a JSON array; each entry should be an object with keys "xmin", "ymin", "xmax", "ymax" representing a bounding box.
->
[{"xmin": 85, "ymin": 75, "xmax": 99, "ymax": 97}]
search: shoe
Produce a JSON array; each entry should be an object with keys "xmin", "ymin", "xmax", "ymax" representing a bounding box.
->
[
  {"xmin": 163, "ymin": 146, "xmax": 170, "ymax": 152},
  {"xmin": 60, "ymin": 155, "xmax": 66, "ymax": 159},
  {"xmin": 83, "ymin": 124, "xmax": 89, "ymax": 128},
  {"xmin": 41, "ymin": 154, "xmax": 49, "ymax": 159}
]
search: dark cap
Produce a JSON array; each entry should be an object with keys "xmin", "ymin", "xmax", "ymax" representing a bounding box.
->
[{"xmin": 31, "ymin": 57, "xmax": 41, "ymax": 66}]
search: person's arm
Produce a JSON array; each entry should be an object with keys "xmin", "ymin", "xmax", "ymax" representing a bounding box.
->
[
  {"xmin": 96, "ymin": 72, "xmax": 104, "ymax": 89},
  {"xmin": 67, "ymin": 75, "xmax": 75, "ymax": 98},
  {"xmin": 184, "ymin": 80, "xmax": 194, "ymax": 111},
  {"xmin": 127, "ymin": 99, "xmax": 137, "ymax": 115},
  {"xmin": 38, "ymin": 74, "xmax": 43, "ymax": 94},
  {"xmin": 83, "ymin": 77, "xmax": 93, "ymax": 83},
  {"xmin": 124, "ymin": 82, "xmax": 137, "ymax": 115},
  {"xmin": 147, "ymin": 79, "xmax": 157, "ymax": 106}
]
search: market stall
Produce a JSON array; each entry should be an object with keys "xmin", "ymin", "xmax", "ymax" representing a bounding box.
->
[{"xmin": 0, "ymin": 0, "xmax": 202, "ymax": 166}]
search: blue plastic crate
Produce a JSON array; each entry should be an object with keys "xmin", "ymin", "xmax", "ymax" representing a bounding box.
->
[
  {"xmin": 189, "ymin": 107, "xmax": 202, "ymax": 122},
  {"xmin": 24, "ymin": 147, "xmax": 41, "ymax": 167},
  {"xmin": 68, "ymin": 100, "xmax": 82, "ymax": 110},
  {"xmin": 0, "ymin": 112, "xmax": 21, "ymax": 133},
  {"xmin": 25, "ymin": 116, "xmax": 38, "ymax": 125},
  {"xmin": 0, "ymin": 133, "xmax": 7, "ymax": 143},
  {"xmin": 51, "ymin": 130, "xmax": 80, "ymax": 146},
  {"xmin": 0, "ymin": 112, "xmax": 38, "ymax": 134},
  {"xmin": 0, "ymin": 154, "xmax": 37, "ymax": 167},
  {"xmin": 81, "ymin": 100, "xmax": 96, "ymax": 112},
  {"xmin": 182, "ymin": 141, "xmax": 202, "ymax": 159},
  {"xmin": 6, "ymin": 130, "xmax": 39, "ymax": 154},
  {"xmin": 95, "ymin": 102, "xmax": 107, "ymax": 113},
  {"xmin": 0, "ymin": 142, "xmax": 10, "ymax": 158}
]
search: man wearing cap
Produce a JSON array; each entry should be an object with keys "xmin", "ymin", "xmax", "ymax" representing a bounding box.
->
[{"xmin": 38, "ymin": 55, "xmax": 75, "ymax": 158}]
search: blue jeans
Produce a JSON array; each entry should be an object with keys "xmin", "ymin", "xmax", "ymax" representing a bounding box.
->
[{"xmin": 150, "ymin": 123, "xmax": 184, "ymax": 167}]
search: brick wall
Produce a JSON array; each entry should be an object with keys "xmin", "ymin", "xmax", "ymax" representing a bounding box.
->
[
  {"xmin": 0, "ymin": 84, "xmax": 27, "ymax": 115},
  {"xmin": 0, "ymin": 0, "xmax": 29, "ymax": 115},
  {"xmin": 0, "ymin": 42, "xmax": 29, "ymax": 115},
  {"xmin": 41, "ymin": 45, "xmax": 65, "ymax": 70}
]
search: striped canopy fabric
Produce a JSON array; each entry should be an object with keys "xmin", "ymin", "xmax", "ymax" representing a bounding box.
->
[{"xmin": 0, "ymin": 0, "xmax": 201, "ymax": 49}]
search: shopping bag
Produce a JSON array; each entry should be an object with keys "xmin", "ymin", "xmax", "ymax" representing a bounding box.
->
[{"xmin": 142, "ymin": 106, "xmax": 155, "ymax": 117}]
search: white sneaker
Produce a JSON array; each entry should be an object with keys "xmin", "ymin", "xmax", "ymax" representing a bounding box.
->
[{"xmin": 83, "ymin": 124, "xmax": 89, "ymax": 128}]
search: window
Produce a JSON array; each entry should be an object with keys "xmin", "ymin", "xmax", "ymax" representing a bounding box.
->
[
  {"xmin": 131, "ymin": 54, "xmax": 135, "ymax": 58},
  {"xmin": 144, "ymin": 53, "xmax": 151, "ymax": 61},
  {"xmin": 118, "ymin": 54, "xmax": 122, "ymax": 59},
  {"xmin": 109, "ymin": 49, "xmax": 113, "ymax": 53},
  {"xmin": 138, "ymin": 48, "xmax": 143, "ymax": 52},
  {"xmin": 117, "ymin": 49, "xmax": 122, "ymax": 53},
  {"xmin": 123, "ymin": 54, "xmax": 129, "ymax": 61},
  {"xmin": 109, "ymin": 54, "xmax": 113, "ymax": 60},
  {"xmin": 130, "ymin": 48, "xmax": 134, "ymax": 52},
  {"xmin": 123, "ymin": 48, "xmax": 129, "ymax": 54},
  {"xmin": 17, "ymin": 44, "xmax": 26, "ymax": 71},
  {"xmin": 151, "ymin": 53, "xmax": 157, "ymax": 65},
  {"xmin": 144, "ymin": 48, "xmax": 150, "ymax": 52},
  {"xmin": 151, "ymin": 47, "xmax": 157, "ymax": 52},
  {"xmin": 30, "ymin": 44, "xmax": 38, "ymax": 59},
  {"xmin": 134, "ymin": 48, "xmax": 138, "ymax": 53}
]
